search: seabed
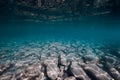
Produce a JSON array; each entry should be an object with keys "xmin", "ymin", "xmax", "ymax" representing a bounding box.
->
[{"xmin": 0, "ymin": 40, "xmax": 120, "ymax": 80}]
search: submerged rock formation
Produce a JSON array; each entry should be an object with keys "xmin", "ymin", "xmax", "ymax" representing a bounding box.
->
[
  {"xmin": 44, "ymin": 59, "xmax": 59, "ymax": 80},
  {"xmin": 69, "ymin": 61, "xmax": 90, "ymax": 80},
  {"xmin": 0, "ymin": 41, "xmax": 120, "ymax": 80},
  {"xmin": 83, "ymin": 64, "xmax": 114, "ymax": 80}
]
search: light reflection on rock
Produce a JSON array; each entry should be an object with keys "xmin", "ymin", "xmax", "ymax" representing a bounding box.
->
[{"xmin": 0, "ymin": 41, "xmax": 120, "ymax": 80}]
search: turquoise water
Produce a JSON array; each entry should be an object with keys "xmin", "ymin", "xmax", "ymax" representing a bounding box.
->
[{"xmin": 0, "ymin": 16, "xmax": 120, "ymax": 44}]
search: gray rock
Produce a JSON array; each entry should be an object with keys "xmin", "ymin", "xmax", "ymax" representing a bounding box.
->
[
  {"xmin": 64, "ymin": 76, "xmax": 76, "ymax": 80},
  {"xmin": 116, "ymin": 65, "xmax": 120, "ymax": 73},
  {"xmin": 57, "ymin": 77, "xmax": 63, "ymax": 80},
  {"xmin": 83, "ymin": 54, "xmax": 99, "ymax": 64},
  {"xmin": 44, "ymin": 60, "xmax": 59, "ymax": 80},
  {"xmin": 104, "ymin": 56, "xmax": 117, "ymax": 66},
  {"xmin": 59, "ymin": 53, "xmax": 67, "ymax": 66},
  {"xmin": 108, "ymin": 67, "xmax": 120, "ymax": 80},
  {"xmin": 84, "ymin": 64, "xmax": 113, "ymax": 80},
  {"xmin": 69, "ymin": 61, "xmax": 90, "ymax": 80}
]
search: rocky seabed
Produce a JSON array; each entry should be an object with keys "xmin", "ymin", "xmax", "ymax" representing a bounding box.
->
[{"xmin": 0, "ymin": 41, "xmax": 120, "ymax": 80}]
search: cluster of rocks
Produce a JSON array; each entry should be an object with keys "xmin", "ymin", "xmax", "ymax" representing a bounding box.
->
[{"xmin": 0, "ymin": 41, "xmax": 120, "ymax": 80}]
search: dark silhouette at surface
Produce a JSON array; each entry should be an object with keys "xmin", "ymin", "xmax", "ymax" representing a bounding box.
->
[{"xmin": 0, "ymin": 0, "xmax": 120, "ymax": 20}]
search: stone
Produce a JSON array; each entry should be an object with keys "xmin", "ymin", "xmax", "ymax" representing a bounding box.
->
[
  {"xmin": 104, "ymin": 56, "xmax": 117, "ymax": 65},
  {"xmin": 57, "ymin": 77, "xmax": 63, "ymax": 80},
  {"xmin": 83, "ymin": 54, "xmax": 99, "ymax": 64},
  {"xmin": 69, "ymin": 61, "xmax": 90, "ymax": 80},
  {"xmin": 84, "ymin": 64, "xmax": 113, "ymax": 80},
  {"xmin": 108, "ymin": 68, "xmax": 120, "ymax": 80},
  {"xmin": 44, "ymin": 60, "xmax": 59, "ymax": 80},
  {"xmin": 59, "ymin": 53, "xmax": 67, "ymax": 66},
  {"xmin": 64, "ymin": 76, "xmax": 76, "ymax": 80},
  {"xmin": 116, "ymin": 65, "xmax": 120, "ymax": 73},
  {"xmin": 36, "ymin": 72, "xmax": 45, "ymax": 80}
]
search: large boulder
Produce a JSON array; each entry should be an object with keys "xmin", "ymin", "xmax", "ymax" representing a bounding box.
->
[
  {"xmin": 59, "ymin": 53, "xmax": 67, "ymax": 66},
  {"xmin": 69, "ymin": 61, "xmax": 90, "ymax": 80},
  {"xmin": 108, "ymin": 67, "xmax": 120, "ymax": 80},
  {"xmin": 84, "ymin": 64, "xmax": 114, "ymax": 80},
  {"xmin": 44, "ymin": 59, "xmax": 59, "ymax": 80}
]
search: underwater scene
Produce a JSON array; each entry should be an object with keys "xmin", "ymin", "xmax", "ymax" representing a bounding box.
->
[{"xmin": 0, "ymin": 0, "xmax": 120, "ymax": 80}]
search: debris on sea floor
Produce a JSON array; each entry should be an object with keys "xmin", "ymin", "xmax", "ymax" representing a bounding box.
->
[{"xmin": 0, "ymin": 41, "xmax": 120, "ymax": 80}]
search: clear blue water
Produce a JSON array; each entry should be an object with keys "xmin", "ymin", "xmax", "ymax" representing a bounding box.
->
[{"xmin": 0, "ymin": 16, "xmax": 120, "ymax": 44}]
